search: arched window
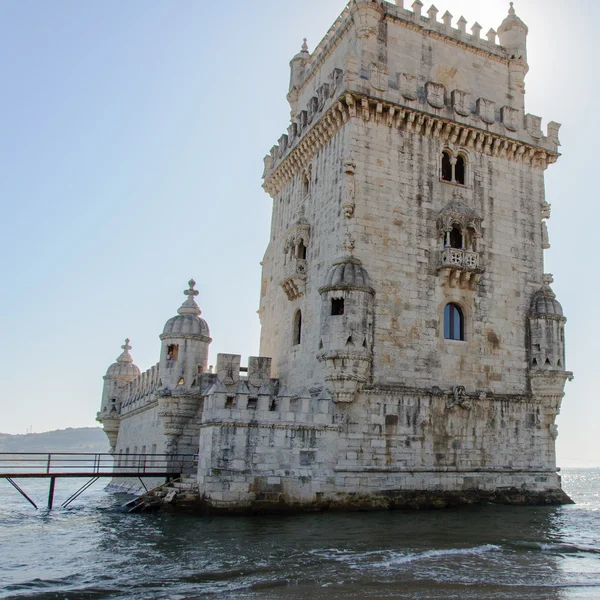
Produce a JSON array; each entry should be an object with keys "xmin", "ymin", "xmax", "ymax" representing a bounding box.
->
[
  {"xmin": 444, "ymin": 303, "xmax": 464, "ymax": 341},
  {"xmin": 293, "ymin": 310, "xmax": 302, "ymax": 345},
  {"xmin": 298, "ymin": 240, "xmax": 307, "ymax": 260},
  {"xmin": 449, "ymin": 226, "xmax": 463, "ymax": 249},
  {"xmin": 441, "ymin": 151, "xmax": 452, "ymax": 182},
  {"xmin": 455, "ymin": 154, "xmax": 466, "ymax": 185}
]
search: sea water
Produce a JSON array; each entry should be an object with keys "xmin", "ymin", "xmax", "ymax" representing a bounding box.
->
[{"xmin": 0, "ymin": 469, "xmax": 599, "ymax": 599}]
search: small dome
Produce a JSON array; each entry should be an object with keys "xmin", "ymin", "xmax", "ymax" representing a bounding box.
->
[
  {"xmin": 530, "ymin": 276, "xmax": 564, "ymax": 318},
  {"xmin": 161, "ymin": 279, "xmax": 211, "ymax": 338},
  {"xmin": 163, "ymin": 314, "xmax": 211, "ymax": 337},
  {"xmin": 105, "ymin": 339, "xmax": 141, "ymax": 379},
  {"xmin": 498, "ymin": 2, "xmax": 528, "ymax": 35},
  {"xmin": 321, "ymin": 256, "xmax": 372, "ymax": 292}
]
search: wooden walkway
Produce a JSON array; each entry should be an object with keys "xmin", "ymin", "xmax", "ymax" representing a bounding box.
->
[{"xmin": 0, "ymin": 452, "xmax": 197, "ymax": 509}]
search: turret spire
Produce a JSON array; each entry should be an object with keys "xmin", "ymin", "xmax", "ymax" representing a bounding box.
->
[
  {"xmin": 116, "ymin": 338, "xmax": 134, "ymax": 364},
  {"xmin": 178, "ymin": 279, "xmax": 202, "ymax": 316}
]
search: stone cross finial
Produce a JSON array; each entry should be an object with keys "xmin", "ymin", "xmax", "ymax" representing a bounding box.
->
[
  {"xmin": 178, "ymin": 279, "xmax": 202, "ymax": 316},
  {"xmin": 184, "ymin": 279, "xmax": 199, "ymax": 299},
  {"xmin": 117, "ymin": 338, "xmax": 134, "ymax": 363}
]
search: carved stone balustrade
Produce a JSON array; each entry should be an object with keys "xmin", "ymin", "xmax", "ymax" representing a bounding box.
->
[
  {"xmin": 281, "ymin": 258, "xmax": 308, "ymax": 300},
  {"xmin": 439, "ymin": 248, "xmax": 482, "ymax": 289}
]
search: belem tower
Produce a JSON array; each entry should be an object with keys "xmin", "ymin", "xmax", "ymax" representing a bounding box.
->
[{"xmin": 97, "ymin": 0, "xmax": 574, "ymax": 510}]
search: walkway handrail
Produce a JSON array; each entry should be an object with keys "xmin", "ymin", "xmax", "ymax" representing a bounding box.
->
[{"xmin": 0, "ymin": 452, "xmax": 197, "ymax": 476}]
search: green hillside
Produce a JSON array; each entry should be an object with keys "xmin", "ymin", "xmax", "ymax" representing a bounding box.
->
[{"xmin": 0, "ymin": 427, "xmax": 109, "ymax": 453}]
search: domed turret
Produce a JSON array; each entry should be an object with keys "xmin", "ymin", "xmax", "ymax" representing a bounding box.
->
[
  {"xmin": 321, "ymin": 256, "xmax": 372, "ymax": 291},
  {"xmin": 529, "ymin": 275, "xmax": 566, "ymax": 372},
  {"xmin": 317, "ymin": 237, "xmax": 375, "ymax": 403},
  {"xmin": 97, "ymin": 339, "xmax": 140, "ymax": 451},
  {"xmin": 287, "ymin": 39, "xmax": 310, "ymax": 117},
  {"xmin": 498, "ymin": 2, "xmax": 528, "ymax": 62},
  {"xmin": 159, "ymin": 280, "xmax": 212, "ymax": 390},
  {"xmin": 104, "ymin": 339, "xmax": 141, "ymax": 379}
]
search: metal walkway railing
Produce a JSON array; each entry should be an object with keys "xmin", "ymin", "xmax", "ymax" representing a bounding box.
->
[{"xmin": 0, "ymin": 452, "xmax": 197, "ymax": 510}]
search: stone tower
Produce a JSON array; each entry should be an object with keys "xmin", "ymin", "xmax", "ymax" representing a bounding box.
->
[
  {"xmin": 98, "ymin": 1, "xmax": 573, "ymax": 509},
  {"xmin": 255, "ymin": 0, "xmax": 572, "ymax": 505}
]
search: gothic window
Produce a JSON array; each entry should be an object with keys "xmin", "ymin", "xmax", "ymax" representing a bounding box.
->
[
  {"xmin": 444, "ymin": 303, "xmax": 464, "ymax": 341},
  {"xmin": 167, "ymin": 344, "xmax": 179, "ymax": 361},
  {"xmin": 331, "ymin": 298, "xmax": 345, "ymax": 315},
  {"xmin": 449, "ymin": 226, "xmax": 463, "ymax": 249},
  {"xmin": 455, "ymin": 154, "xmax": 466, "ymax": 185},
  {"xmin": 293, "ymin": 310, "xmax": 302, "ymax": 345},
  {"xmin": 441, "ymin": 151, "xmax": 453, "ymax": 182},
  {"xmin": 298, "ymin": 240, "xmax": 307, "ymax": 260},
  {"xmin": 441, "ymin": 150, "xmax": 468, "ymax": 185}
]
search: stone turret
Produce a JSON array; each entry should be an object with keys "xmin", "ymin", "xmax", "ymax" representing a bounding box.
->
[
  {"xmin": 498, "ymin": 3, "xmax": 529, "ymax": 110},
  {"xmin": 529, "ymin": 275, "xmax": 566, "ymax": 373},
  {"xmin": 97, "ymin": 339, "xmax": 140, "ymax": 451},
  {"xmin": 529, "ymin": 275, "xmax": 572, "ymax": 400},
  {"xmin": 317, "ymin": 239, "xmax": 375, "ymax": 403},
  {"xmin": 287, "ymin": 39, "xmax": 310, "ymax": 118},
  {"xmin": 159, "ymin": 279, "xmax": 212, "ymax": 392}
]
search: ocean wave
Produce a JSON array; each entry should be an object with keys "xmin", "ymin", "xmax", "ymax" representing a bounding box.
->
[
  {"xmin": 307, "ymin": 544, "xmax": 501, "ymax": 569},
  {"xmin": 509, "ymin": 541, "xmax": 600, "ymax": 555}
]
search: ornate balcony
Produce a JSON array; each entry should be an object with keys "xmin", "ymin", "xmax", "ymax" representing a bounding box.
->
[
  {"xmin": 281, "ymin": 259, "xmax": 307, "ymax": 300},
  {"xmin": 439, "ymin": 248, "xmax": 482, "ymax": 289}
]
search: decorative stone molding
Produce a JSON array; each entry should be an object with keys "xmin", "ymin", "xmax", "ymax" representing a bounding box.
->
[
  {"xmin": 426, "ymin": 82, "xmax": 445, "ymax": 109},
  {"xmin": 369, "ymin": 63, "xmax": 389, "ymax": 92},
  {"xmin": 452, "ymin": 89, "xmax": 471, "ymax": 116},
  {"xmin": 477, "ymin": 98, "xmax": 496, "ymax": 124},
  {"xmin": 263, "ymin": 93, "xmax": 559, "ymax": 197},
  {"xmin": 447, "ymin": 386, "xmax": 473, "ymax": 410},
  {"xmin": 342, "ymin": 157, "xmax": 356, "ymax": 218},
  {"xmin": 501, "ymin": 106, "xmax": 519, "ymax": 131},
  {"xmin": 400, "ymin": 73, "xmax": 418, "ymax": 100}
]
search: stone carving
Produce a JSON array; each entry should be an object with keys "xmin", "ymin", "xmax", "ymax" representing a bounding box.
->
[
  {"xmin": 317, "ymin": 83, "xmax": 330, "ymax": 111},
  {"xmin": 477, "ymin": 98, "xmax": 496, "ymax": 124},
  {"xmin": 542, "ymin": 222, "xmax": 550, "ymax": 250},
  {"xmin": 329, "ymin": 68, "xmax": 344, "ymax": 97},
  {"xmin": 216, "ymin": 354, "xmax": 241, "ymax": 386},
  {"xmin": 525, "ymin": 114, "xmax": 543, "ymax": 139},
  {"xmin": 549, "ymin": 424, "xmax": 559, "ymax": 440},
  {"xmin": 452, "ymin": 90, "xmax": 471, "ymax": 116},
  {"xmin": 547, "ymin": 121, "xmax": 561, "ymax": 146},
  {"xmin": 248, "ymin": 357, "xmax": 272, "ymax": 388},
  {"xmin": 369, "ymin": 63, "xmax": 389, "ymax": 92},
  {"xmin": 342, "ymin": 157, "xmax": 356, "ymax": 218},
  {"xmin": 501, "ymin": 106, "xmax": 519, "ymax": 131},
  {"xmin": 447, "ymin": 386, "xmax": 472, "ymax": 410},
  {"xmin": 400, "ymin": 73, "xmax": 418, "ymax": 101},
  {"xmin": 307, "ymin": 96, "xmax": 319, "ymax": 124},
  {"xmin": 541, "ymin": 201, "xmax": 551, "ymax": 220},
  {"xmin": 426, "ymin": 82, "xmax": 445, "ymax": 109}
]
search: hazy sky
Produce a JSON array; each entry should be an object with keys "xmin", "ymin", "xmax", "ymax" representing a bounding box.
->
[{"xmin": 0, "ymin": 1, "xmax": 596, "ymax": 466}]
